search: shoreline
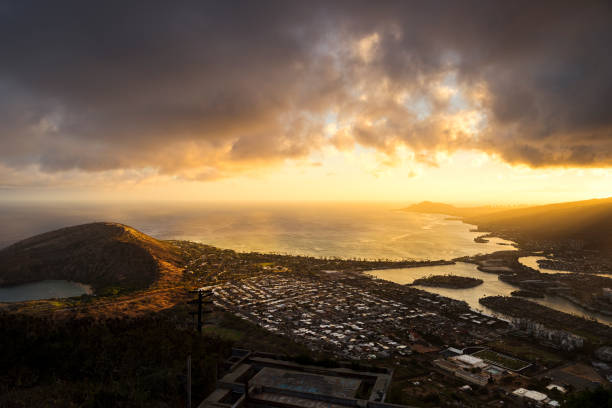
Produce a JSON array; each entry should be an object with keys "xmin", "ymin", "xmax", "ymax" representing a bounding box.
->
[
  {"xmin": 479, "ymin": 295, "xmax": 612, "ymax": 340},
  {"xmin": 376, "ymin": 212, "xmax": 612, "ymax": 327},
  {"xmin": 364, "ymin": 260, "xmax": 455, "ymax": 271}
]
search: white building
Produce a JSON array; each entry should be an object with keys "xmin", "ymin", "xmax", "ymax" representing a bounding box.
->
[
  {"xmin": 512, "ymin": 388, "xmax": 558, "ymax": 406},
  {"xmin": 452, "ymin": 354, "xmax": 487, "ymax": 368}
]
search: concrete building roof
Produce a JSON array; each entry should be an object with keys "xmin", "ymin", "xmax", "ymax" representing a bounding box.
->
[
  {"xmin": 455, "ymin": 354, "xmax": 484, "ymax": 366},
  {"xmin": 512, "ymin": 388, "xmax": 548, "ymax": 402},
  {"xmin": 250, "ymin": 367, "xmax": 362, "ymax": 399},
  {"xmin": 546, "ymin": 384, "xmax": 567, "ymax": 394}
]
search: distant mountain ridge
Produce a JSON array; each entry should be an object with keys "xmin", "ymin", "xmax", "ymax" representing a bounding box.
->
[
  {"xmin": 405, "ymin": 198, "xmax": 612, "ymax": 251},
  {"xmin": 402, "ymin": 201, "xmax": 506, "ymax": 218},
  {"xmin": 0, "ymin": 222, "xmax": 183, "ymax": 292},
  {"xmin": 465, "ymin": 197, "xmax": 612, "ymax": 250}
]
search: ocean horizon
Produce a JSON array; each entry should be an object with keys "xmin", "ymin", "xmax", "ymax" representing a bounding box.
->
[{"xmin": 0, "ymin": 201, "xmax": 513, "ymax": 260}]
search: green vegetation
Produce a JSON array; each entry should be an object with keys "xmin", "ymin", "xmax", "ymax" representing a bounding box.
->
[
  {"xmin": 472, "ymin": 349, "xmax": 529, "ymax": 371},
  {"xmin": 563, "ymin": 387, "xmax": 612, "ymax": 407},
  {"xmin": 412, "ymin": 274, "xmax": 483, "ymax": 288},
  {"xmin": 201, "ymin": 325, "xmax": 244, "ymax": 342},
  {"xmin": 216, "ymin": 312, "xmax": 313, "ymax": 356},
  {"xmin": 0, "ymin": 312, "xmax": 231, "ymax": 407},
  {"xmin": 487, "ymin": 339, "xmax": 564, "ymax": 367},
  {"xmin": 511, "ymin": 289, "xmax": 544, "ymax": 299}
]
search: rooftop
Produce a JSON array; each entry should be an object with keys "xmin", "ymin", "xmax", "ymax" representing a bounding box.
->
[
  {"xmin": 512, "ymin": 388, "xmax": 548, "ymax": 402},
  {"xmin": 199, "ymin": 350, "xmax": 417, "ymax": 408},
  {"xmin": 250, "ymin": 367, "xmax": 361, "ymax": 399},
  {"xmin": 454, "ymin": 354, "xmax": 484, "ymax": 367}
]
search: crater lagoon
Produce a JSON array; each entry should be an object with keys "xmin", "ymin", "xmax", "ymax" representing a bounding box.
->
[{"xmin": 0, "ymin": 280, "xmax": 92, "ymax": 303}]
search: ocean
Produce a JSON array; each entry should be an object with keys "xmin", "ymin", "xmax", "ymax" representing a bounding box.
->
[{"xmin": 0, "ymin": 201, "xmax": 514, "ymax": 260}]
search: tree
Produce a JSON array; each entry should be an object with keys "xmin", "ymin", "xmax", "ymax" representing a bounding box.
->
[{"xmin": 563, "ymin": 387, "xmax": 612, "ymax": 408}]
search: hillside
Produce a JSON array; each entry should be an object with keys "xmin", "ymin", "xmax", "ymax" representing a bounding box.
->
[
  {"xmin": 0, "ymin": 222, "xmax": 183, "ymax": 293},
  {"xmin": 465, "ymin": 197, "xmax": 612, "ymax": 250}
]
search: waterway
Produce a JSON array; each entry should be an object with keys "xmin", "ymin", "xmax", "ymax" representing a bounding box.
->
[
  {"xmin": 0, "ymin": 280, "xmax": 92, "ymax": 302},
  {"xmin": 368, "ymin": 262, "xmax": 612, "ymax": 326},
  {"xmin": 518, "ymin": 256, "xmax": 611, "ymax": 278},
  {"xmin": 518, "ymin": 256, "xmax": 574, "ymax": 274}
]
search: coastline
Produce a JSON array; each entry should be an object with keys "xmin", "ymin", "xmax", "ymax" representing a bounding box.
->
[
  {"xmin": 399, "ymin": 209, "xmax": 612, "ymax": 326},
  {"xmin": 479, "ymin": 296, "xmax": 612, "ymax": 341}
]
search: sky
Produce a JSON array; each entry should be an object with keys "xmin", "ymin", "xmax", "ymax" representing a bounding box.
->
[{"xmin": 1, "ymin": 1, "xmax": 611, "ymax": 205}]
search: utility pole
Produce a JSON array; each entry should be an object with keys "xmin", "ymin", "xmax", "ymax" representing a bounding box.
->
[
  {"xmin": 186, "ymin": 289, "xmax": 213, "ymax": 408},
  {"xmin": 189, "ymin": 289, "xmax": 213, "ymax": 334},
  {"xmin": 187, "ymin": 355, "xmax": 191, "ymax": 408}
]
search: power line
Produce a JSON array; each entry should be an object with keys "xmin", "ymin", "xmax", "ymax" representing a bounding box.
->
[{"xmin": 188, "ymin": 288, "xmax": 213, "ymax": 334}]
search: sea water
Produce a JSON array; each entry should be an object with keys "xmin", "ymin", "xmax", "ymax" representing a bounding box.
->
[{"xmin": 0, "ymin": 201, "xmax": 514, "ymax": 260}]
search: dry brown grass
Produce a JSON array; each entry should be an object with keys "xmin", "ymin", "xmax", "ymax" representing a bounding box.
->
[{"xmin": 0, "ymin": 223, "xmax": 193, "ymax": 318}]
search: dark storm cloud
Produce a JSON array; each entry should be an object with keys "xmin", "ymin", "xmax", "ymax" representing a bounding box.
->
[
  {"xmin": 0, "ymin": 0, "xmax": 611, "ymax": 181},
  {"xmin": 0, "ymin": 0, "xmax": 334, "ymax": 176}
]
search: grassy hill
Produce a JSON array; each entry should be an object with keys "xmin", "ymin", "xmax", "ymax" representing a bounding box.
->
[
  {"xmin": 0, "ymin": 222, "xmax": 183, "ymax": 293},
  {"xmin": 465, "ymin": 197, "xmax": 612, "ymax": 250}
]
